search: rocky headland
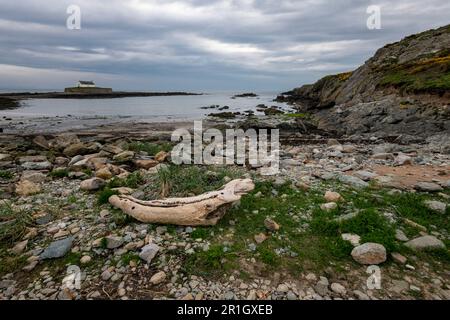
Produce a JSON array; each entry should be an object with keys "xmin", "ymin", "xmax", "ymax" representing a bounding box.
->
[{"xmin": 277, "ymin": 24, "xmax": 450, "ymax": 140}]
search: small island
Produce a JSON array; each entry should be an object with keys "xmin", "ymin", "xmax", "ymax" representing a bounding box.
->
[
  {"xmin": 0, "ymin": 81, "xmax": 202, "ymax": 109},
  {"xmin": 64, "ymin": 80, "xmax": 113, "ymax": 94}
]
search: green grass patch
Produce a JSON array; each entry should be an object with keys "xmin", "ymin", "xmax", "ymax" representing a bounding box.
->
[
  {"xmin": 0, "ymin": 170, "xmax": 14, "ymax": 180},
  {"xmin": 183, "ymin": 244, "xmax": 238, "ymax": 277},
  {"xmin": 97, "ymin": 188, "xmax": 119, "ymax": 205},
  {"xmin": 154, "ymin": 164, "xmax": 244, "ymax": 197},
  {"xmin": 127, "ymin": 141, "xmax": 172, "ymax": 156},
  {"xmin": 121, "ymin": 252, "xmax": 140, "ymax": 265},
  {"xmin": 49, "ymin": 168, "xmax": 69, "ymax": 178},
  {"xmin": 190, "ymin": 228, "xmax": 210, "ymax": 239},
  {"xmin": 106, "ymin": 172, "xmax": 144, "ymax": 189},
  {"xmin": 0, "ymin": 203, "xmax": 32, "ymax": 243}
]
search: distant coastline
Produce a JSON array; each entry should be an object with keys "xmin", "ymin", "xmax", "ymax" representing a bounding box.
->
[{"xmin": 0, "ymin": 91, "xmax": 202, "ymax": 110}]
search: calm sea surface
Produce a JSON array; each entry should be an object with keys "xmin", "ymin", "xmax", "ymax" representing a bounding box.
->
[{"xmin": 2, "ymin": 92, "xmax": 291, "ymax": 121}]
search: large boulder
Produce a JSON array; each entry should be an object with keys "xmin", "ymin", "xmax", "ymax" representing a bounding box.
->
[{"xmin": 351, "ymin": 243, "xmax": 387, "ymax": 265}]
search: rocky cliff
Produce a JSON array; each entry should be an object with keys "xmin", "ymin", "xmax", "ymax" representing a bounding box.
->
[{"xmin": 279, "ymin": 24, "xmax": 450, "ymax": 138}]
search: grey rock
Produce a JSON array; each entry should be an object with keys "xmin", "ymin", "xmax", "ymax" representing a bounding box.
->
[
  {"xmin": 40, "ymin": 237, "xmax": 74, "ymax": 259},
  {"xmin": 405, "ymin": 235, "xmax": 445, "ymax": 251},
  {"xmin": 21, "ymin": 171, "xmax": 47, "ymax": 183},
  {"xmin": 101, "ymin": 270, "xmax": 113, "ymax": 281},
  {"xmin": 330, "ymin": 283, "xmax": 346, "ymax": 295},
  {"xmin": 35, "ymin": 213, "xmax": 53, "ymax": 225},
  {"xmin": 333, "ymin": 212, "xmax": 359, "ymax": 223},
  {"xmin": 353, "ymin": 170, "xmax": 378, "ymax": 181},
  {"xmin": 21, "ymin": 161, "xmax": 52, "ymax": 170},
  {"xmin": 315, "ymin": 277, "xmax": 329, "ymax": 296},
  {"xmin": 395, "ymin": 229, "xmax": 409, "ymax": 242},
  {"xmin": 424, "ymin": 200, "xmax": 447, "ymax": 214},
  {"xmin": 106, "ymin": 236, "xmax": 124, "ymax": 249},
  {"xmin": 353, "ymin": 290, "xmax": 370, "ymax": 300},
  {"xmin": 139, "ymin": 243, "xmax": 160, "ymax": 264},
  {"xmin": 338, "ymin": 175, "xmax": 369, "ymax": 189},
  {"xmin": 351, "ymin": 243, "xmax": 386, "ymax": 265},
  {"xmin": 415, "ymin": 182, "xmax": 444, "ymax": 192}
]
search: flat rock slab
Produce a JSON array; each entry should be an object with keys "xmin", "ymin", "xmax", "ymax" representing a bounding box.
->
[
  {"xmin": 339, "ymin": 175, "xmax": 369, "ymax": 189},
  {"xmin": 405, "ymin": 236, "xmax": 445, "ymax": 251},
  {"xmin": 415, "ymin": 182, "xmax": 444, "ymax": 192},
  {"xmin": 40, "ymin": 237, "xmax": 74, "ymax": 260}
]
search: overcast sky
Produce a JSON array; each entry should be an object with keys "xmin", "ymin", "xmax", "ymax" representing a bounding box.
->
[{"xmin": 0, "ymin": 0, "xmax": 449, "ymax": 92}]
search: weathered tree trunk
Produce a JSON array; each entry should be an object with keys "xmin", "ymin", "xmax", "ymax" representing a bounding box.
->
[{"xmin": 108, "ymin": 179, "xmax": 255, "ymax": 226}]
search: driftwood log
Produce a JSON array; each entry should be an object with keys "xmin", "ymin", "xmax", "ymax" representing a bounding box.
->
[{"xmin": 108, "ymin": 179, "xmax": 255, "ymax": 226}]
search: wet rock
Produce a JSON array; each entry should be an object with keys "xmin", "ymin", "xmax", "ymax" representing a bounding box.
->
[
  {"xmin": 15, "ymin": 180, "xmax": 41, "ymax": 196},
  {"xmin": 351, "ymin": 243, "xmax": 387, "ymax": 265},
  {"xmin": 40, "ymin": 237, "xmax": 74, "ymax": 259},
  {"xmin": 405, "ymin": 235, "xmax": 445, "ymax": 251},
  {"xmin": 80, "ymin": 178, "xmax": 106, "ymax": 191},
  {"xmin": 414, "ymin": 182, "xmax": 443, "ymax": 192},
  {"xmin": 424, "ymin": 200, "xmax": 447, "ymax": 214},
  {"xmin": 139, "ymin": 243, "xmax": 160, "ymax": 264}
]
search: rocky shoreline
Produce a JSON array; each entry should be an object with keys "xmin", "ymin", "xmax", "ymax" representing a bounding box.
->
[{"xmin": 0, "ymin": 118, "xmax": 449, "ymax": 300}]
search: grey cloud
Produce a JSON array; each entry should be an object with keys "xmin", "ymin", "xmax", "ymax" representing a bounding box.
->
[{"xmin": 0, "ymin": 0, "xmax": 449, "ymax": 91}]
